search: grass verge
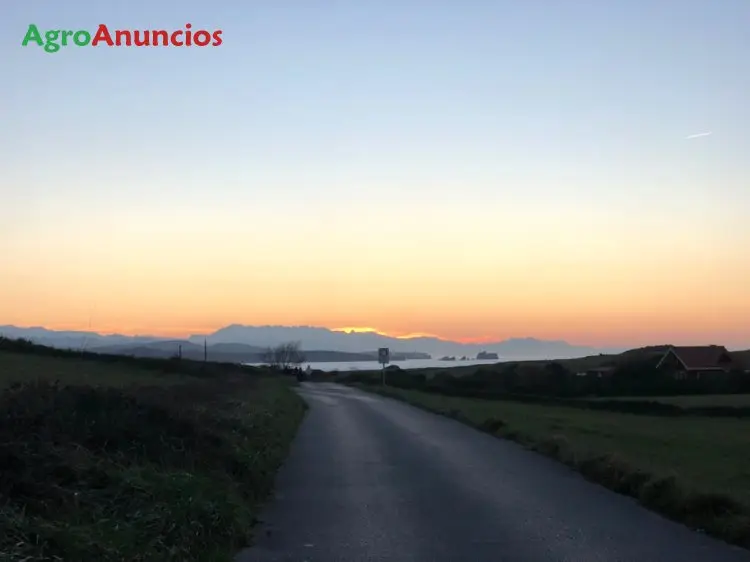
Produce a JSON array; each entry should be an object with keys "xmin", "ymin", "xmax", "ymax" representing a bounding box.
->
[
  {"xmin": 0, "ymin": 349, "xmax": 306, "ymax": 561},
  {"xmin": 352, "ymin": 384, "xmax": 750, "ymax": 550},
  {"xmin": 588, "ymin": 394, "xmax": 750, "ymax": 407}
]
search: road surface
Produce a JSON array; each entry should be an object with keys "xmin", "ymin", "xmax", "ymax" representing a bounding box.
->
[{"xmin": 236, "ymin": 383, "xmax": 750, "ymax": 562}]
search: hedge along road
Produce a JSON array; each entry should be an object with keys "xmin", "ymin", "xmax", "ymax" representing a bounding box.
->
[{"xmin": 236, "ymin": 383, "xmax": 750, "ymax": 562}]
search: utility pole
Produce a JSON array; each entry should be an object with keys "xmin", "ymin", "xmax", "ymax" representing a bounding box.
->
[
  {"xmin": 204, "ymin": 338, "xmax": 207, "ymax": 362},
  {"xmin": 178, "ymin": 344, "xmax": 182, "ymax": 359}
]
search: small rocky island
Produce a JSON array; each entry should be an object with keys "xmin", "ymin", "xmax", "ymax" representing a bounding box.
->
[{"xmin": 476, "ymin": 351, "xmax": 499, "ymax": 360}]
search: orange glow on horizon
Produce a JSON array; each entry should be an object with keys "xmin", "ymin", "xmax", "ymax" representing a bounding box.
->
[
  {"xmin": 331, "ymin": 326, "xmax": 498, "ymax": 343},
  {"xmin": 2, "ymin": 197, "xmax": 749, "ymax": 350},
  {"xmin": 332, "ymin": 326, "xmax": 450, "ymax": 340},
  {"xmin": 332, "ymin": 327, "xmax": 385, "ymax": 335}
]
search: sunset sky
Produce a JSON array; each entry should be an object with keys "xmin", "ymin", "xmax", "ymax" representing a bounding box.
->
[{"xmin": 2, "ymin": 1, "xmax": 749, "ymax": 348}]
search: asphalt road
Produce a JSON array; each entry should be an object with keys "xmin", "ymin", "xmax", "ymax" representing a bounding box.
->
[{"xmin": 236, "ymin": 383, "xmax": 750, "ymax": 562}]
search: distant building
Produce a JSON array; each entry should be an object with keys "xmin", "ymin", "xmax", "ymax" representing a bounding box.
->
[{"xmin": 655, "ymin": 345, "xmax": 736, "ymax": 379}]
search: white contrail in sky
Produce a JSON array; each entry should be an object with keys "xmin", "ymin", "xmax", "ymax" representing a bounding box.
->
[{"xmin": 686, "ymin": 131, "xmax": 712, "ymax": 139}]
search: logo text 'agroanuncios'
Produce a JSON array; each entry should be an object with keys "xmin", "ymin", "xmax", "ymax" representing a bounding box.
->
[{"xmin": 22, "ymin": 23, "xmax": 223, "ymax": 53}]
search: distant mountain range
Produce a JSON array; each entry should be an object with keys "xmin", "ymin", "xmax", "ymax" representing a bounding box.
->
[
  {"xmin": 190, "ymin": 325, "xmax": 621, "ymax": 359},
  {"xmin": 0, "ymin": 324, "xmax": 622, "ymax": 362}
]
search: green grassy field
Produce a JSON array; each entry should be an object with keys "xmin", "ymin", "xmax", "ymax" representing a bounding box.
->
[
  {"xmin": 0, "ymin": 350, "xmax": 190, "ymax": 387},
  {"xmin": 0, "ymin": 348, "xmax": 306, "ymax": 561},
  {"xmin": 359, "ymin": 385, "xmax": 750, "ymax": 548},
  {"xmin": 589, "ymin": 393, "xmax": 750, "ymax": 407}
]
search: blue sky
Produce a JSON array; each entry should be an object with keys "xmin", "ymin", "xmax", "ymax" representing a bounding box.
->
[
  {"xmin": 3, "ymin": 1, "xmax": 748, "ymax": 210},
  {"xmin": 1, "ymin": 1, "xmax": 749, "ymax": 345}
]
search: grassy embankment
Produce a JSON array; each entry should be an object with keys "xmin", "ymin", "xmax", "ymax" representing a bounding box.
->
[
  {"xmin": 354, "ymin": 383, "xmax": 750, "ymax": 549},
  {"xmin": 0, "ymin": 338, "xmax": 306, "ymax": 561}
]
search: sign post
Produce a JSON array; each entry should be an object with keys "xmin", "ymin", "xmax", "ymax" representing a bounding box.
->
[{"xmin": 378, "ymin": 347, "xmax": 389, "ymax": 386}]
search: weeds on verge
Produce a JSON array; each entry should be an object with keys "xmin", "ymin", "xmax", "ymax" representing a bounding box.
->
[{"xmin": 0, "ymin": 376, "xmax": 305, "ymax": 561}]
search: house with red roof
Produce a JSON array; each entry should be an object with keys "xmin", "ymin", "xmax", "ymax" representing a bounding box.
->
[{"xmin": 655, "ymin": 345, "xmax": 737, "ymax": 379}]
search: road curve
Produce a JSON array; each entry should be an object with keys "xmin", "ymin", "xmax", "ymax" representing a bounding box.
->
[{"xmin": 236, "ymin": 383, "xmax": 750, "ymax": 562}]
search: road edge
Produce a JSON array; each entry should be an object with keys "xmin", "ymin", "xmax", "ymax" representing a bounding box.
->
[{"xmin": 348, "ymin": 383, "xmax": 750, "ymax": 552}]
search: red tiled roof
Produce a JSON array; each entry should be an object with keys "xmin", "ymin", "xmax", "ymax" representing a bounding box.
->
[{"xmin": 665, "ymin": 346, "xmax": 733, "ymax": 370}]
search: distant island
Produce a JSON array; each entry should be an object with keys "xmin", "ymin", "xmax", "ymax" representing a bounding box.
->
[{"xmin": 476, "ymin": 351, "xmax": 499, "ymax": 360}]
